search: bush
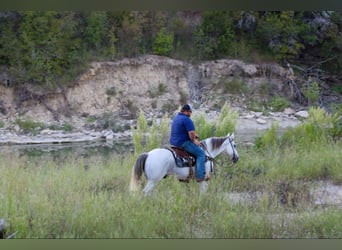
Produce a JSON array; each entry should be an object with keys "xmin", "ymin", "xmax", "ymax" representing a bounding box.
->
[
  {"xmin": 301, "ymin": 79, "xmax": 320, "ymax": 106},
  {"xmin": 215, "ymin": 102, "xmax": 238, "ymax": 136},
  {"xmin": 15, "ymin": 118, "xmax": 45, "ymax": 134},
  {"xmin": 132, "ymin": 111, "xmax": 170, "ymax": 154},
  {"xmin": 281, "ymin": 107, "xmax": 335, "ymax": 147},
  {"xmin": 192, "ymin": 113, "xmax": 216, "ymax": 139},
  {"xmin": 269, "ymin": 96, "xmax": 289, "ymax": 111},
  {"xmin": 152, "ymin": 28, "xmax": 174, "ymax": 56},
  {"xmin": 255, "ymin": 122, "xmax": 279, "ymax": 150},
  {"xmin": 255, "ymin": 107, "xmax": 337, "ymax": 150}
]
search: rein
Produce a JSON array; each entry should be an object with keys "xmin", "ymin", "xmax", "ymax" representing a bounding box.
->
[{"xmin": 200, "ymin": 141, "xmax": 216, "ymax": 173}]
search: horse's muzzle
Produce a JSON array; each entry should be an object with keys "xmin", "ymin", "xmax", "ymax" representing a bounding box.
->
[{"xmin": 232, "ymin": 155, "xmax": 239, "ymax": 163}]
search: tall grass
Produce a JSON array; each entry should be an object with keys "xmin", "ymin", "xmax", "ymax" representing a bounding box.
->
[
  {"xmin": 2, "ymin": 137, "xmax": 342, "ymax": 238},
  {"xmin": 1, "ymin": 106, "xmax": 342, "ymax": 238},
  {"xmin": 1, "ymin": 147, "xmax": 342, "ymax": 238}
]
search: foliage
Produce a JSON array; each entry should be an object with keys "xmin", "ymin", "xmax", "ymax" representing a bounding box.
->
[
  {"xmin": 255, "ymin": 122, "xmax": 279, "ymax": 150},
  {"xmin": 0, "ymin": 10, "xmax": 341, "ymax": 90},
  {"xmin": 219, "ymin": 76, "xmax": 248, "ymax": 95},
  {"xmin": 256, "ymin": 107, "xmax": 338, "ymax": 151},
  {"xmin": 255, "ymin": 11, "xmax": 316, "ymax": 61},
  {"xmin": 301, "ymin": 79, "xmax": 320, "ymax": 106},
  {"xmin": 131, "ymin": 110, "xmax": 148, "ymax": 154},
  {"xmin": 269, "ymin": 96, "xmax": 290, "ymax": 111},
  {"xmin": 84, "ymin": 11, "xmax": 107, "ymax": 53},
  {"xmin": 105, "ymin": 86, "xmax": 117, "ymax": 96},
  {"xmin": 193, "ymin": 11, "xmax": 234, "ymax": 60},
  {"xmin": 131, "ymin": 111, "xmax": 171, "ymax": 154},
  {"xmin": 192, "ymin": 113, "xmax": 216, "ymax": 139},
  {"xmin": 7, "ymin": 11, "xmax": 83, "ymax": 88},
  {"xmin": 215, "ymin": 102, "xmax": 238, "ymax": 137},
  {"xmin": 192, "ymin": 103, "xmax": 238, "ymax": 139},
  {"xmin": 152, "ymin": 28, "xmax": 174, "ymax": 56},
  {"xmin": 15, "ymin": 118, "xmax": 45, "ymax": 134},
  {"xmin": 1, "ymin": 138, "xmax": 342, "ymax": 238}
]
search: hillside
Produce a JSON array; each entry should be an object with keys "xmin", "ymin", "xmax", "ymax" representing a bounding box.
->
[{"xmin": 0, "ymin": 55, "xmax": 341, "ymax": 143}]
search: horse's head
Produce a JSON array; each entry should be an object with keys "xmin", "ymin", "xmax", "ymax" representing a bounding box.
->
[{"xmin": 223, "ymin": 133, "xmax": 239, "ymax": 163}]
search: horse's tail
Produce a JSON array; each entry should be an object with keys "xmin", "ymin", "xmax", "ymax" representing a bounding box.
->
[{"xmin": 129, "ymin": 153, "xmax": 148, "ymax": 193}]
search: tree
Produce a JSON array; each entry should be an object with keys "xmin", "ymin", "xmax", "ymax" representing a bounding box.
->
[
  {"xmin": 7, "ymin": 11, "xmax": 82, "ymax": 88},
  {"xmin": 84, "ymin": 11, "xmax": 107, "ymax": 53},
  {"xmin": 152, "ymin": 28, "xmax": 174, "ymax": 56},
  {"xmin": 193, "ymin": 11, "xmax": 234, "ymax": 60},
  {"xmin": 256, "ymin": 11, "xmax": 316, "ymax": 61},
  {"xmin": 117, "ymin": 13, "xmax": 143, "ymax": 57}
]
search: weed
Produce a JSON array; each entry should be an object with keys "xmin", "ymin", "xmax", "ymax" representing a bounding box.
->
[
  {"xmin": 269, "ymin": 96, "xmax": 290, "ymax": 112},
  {"xmin": 105, "ymin": 86, "xmax": 117, "ymax": 96},
  {"xmin": 15, "ymin": 118, "xmax": 45, "ymax": 134}
]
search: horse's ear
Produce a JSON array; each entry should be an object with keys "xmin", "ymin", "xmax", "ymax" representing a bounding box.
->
[{"xmin": 230, "ymin": 133, "xmax": 235, "ymax": 139}]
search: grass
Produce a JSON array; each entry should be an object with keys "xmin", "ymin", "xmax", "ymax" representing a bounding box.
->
[
  {"xmin": 1, "ymin": 137, "xmax": 342, "ymax": 238},
  {"xmin": 1, "ymin": 107, "xmax": 342, "ymax": 238}
]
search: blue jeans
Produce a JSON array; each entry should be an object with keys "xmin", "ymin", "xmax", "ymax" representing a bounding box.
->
[{"xmin": 182, "ymin": 140, "xmax": 206, "ymax": 180}]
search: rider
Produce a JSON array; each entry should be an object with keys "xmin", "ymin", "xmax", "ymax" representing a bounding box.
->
[{"xmin": 170, "ymin": 104, "xmax": 207, "ymax": 182}]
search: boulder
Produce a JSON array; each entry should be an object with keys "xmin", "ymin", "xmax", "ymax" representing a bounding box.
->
[{"xmin": 295, "ymin": 110, "xmax": 309, "ymax": 119}]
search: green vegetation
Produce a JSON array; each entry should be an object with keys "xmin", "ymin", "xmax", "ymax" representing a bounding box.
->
[
  {"xmin": 301, "ymin": 79, "xmax": 320, "ymax": 106},
  {"xmin": 152, "ymin": 28, "xmax": 174, "ymax": 56},
  {"xmin": 15, "ymin": 118, "xmax": 45, "ymax": 134},
  {"xmin": 1, "ymin": 105, "xmax": 342, "ymax": 238},
  {"xmin": 1, "ymin": 11, "xmax": 341, "ymax": 90},
  {"xmin": 269, "ymin": 96, "xmax": 290, "ymax": 112}
]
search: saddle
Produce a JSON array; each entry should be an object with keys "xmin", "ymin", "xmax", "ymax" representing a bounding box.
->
[{"xmin": 168, "ymin": 146, "xmax": 196, "ymax": 168}]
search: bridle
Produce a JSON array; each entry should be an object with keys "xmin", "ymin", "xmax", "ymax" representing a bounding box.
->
[
  {"xmin": 200, "ymin": 141, "xmax": 215, "ymax": 173},
  {"xmin": 200, "ymin": 136, "xmax": 238, "ymax": 174},
  {"xmin": 227, "ymin": 136, "xmax": 239, "ymax": 163}
]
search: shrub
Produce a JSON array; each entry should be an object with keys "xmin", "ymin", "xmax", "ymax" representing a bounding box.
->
[
  {"xmin": 106, "ymin": 86, "xmax": 116, "ymax": 96},
  {"xmin": 215, "ymin": 102, "xmax": 238, "ymax": 136},
  {"xmin": 219, "ymin": 76, "xmax": 248, "ymax": 95},
  {"xmin": 62, "ymin": 123, "xmax": 73, "ymax": 132},
  {"xmin": 152, "ymin": 28, "xmax": 174, "ymax": 56},
  {"xmin": 281, "ymin": 107, "xmax": 334, "ymax": 147},
  {"xmin": 15, "ymin": 118, "xmax": 45, "ymax": 134},
  {"xmin": 132, "ymin": 110, "xmax": 148, "ymax": 154},
  {"xmin": 255, "ymin": 122, "xmax": 279, "ymax": 150},
  {"xmin": 132, "ymin": 111, "xmax": 170, "ymax": 153},
  {"xmin": 192, "ymin": 113, "xmax": 216, "ymax": 139},
  {"xmin": 269, "ymin": 96, "xmax": 289, "ymax": 112},
  {"xmin": 301, "ymin": 79, "xmax": 320, "ymax": 106}
]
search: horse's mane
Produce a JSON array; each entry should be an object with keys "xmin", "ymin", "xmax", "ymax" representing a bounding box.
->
[{"xmin": 208, "ymin": 136, "xmax": 228, "ymax": 150}]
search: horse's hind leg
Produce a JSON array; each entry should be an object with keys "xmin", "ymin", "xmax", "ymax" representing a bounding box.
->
[{"xmin": 143, "ymin": 180, "xmax": 157, "ymax": 196}]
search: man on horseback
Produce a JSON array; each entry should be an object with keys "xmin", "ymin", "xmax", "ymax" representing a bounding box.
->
[{"xmin": 170, "ymin": 104, "xmax": 207, "ymax": 182}]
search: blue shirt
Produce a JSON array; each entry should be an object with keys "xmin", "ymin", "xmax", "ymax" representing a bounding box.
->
[{"xmin": 170, "ymin": 113, "xmax": 195, "ymax": 147}]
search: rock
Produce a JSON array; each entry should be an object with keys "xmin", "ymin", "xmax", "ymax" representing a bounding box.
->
[
  {"xmin": 103, "ymin": 130, "xmax": 114, "ymax": 140},
  {"xmin": 244, "ymin": 114, "xmax": 255, "ymax": 119},
  {"xmin": 295, "ymin": 110, "xmax": 309, "ymax": 118},
  {"xmin": 284, "ymin": 108, "xmax": 295, "ymax": 115},
  {"xmin": 254, "ymin": 112, "xmax": 263, "ymax": 118},
  {"xmin": 256, "ymin": 118, "xmax": 267, "ymax": 124}
]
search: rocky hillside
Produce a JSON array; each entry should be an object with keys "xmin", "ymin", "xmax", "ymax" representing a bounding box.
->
[
  {"xmin": 0, "ymin": 55, "xmax": 293, "ymax": 121},
  {"xmin": 0, "ymin": 54, "xmax": 340, "ymax": 143}
]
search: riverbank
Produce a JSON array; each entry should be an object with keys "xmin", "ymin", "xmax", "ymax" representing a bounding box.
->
[{"xmin": 0, "ymin": 108, "xmax": 306, "ymax": 145}]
